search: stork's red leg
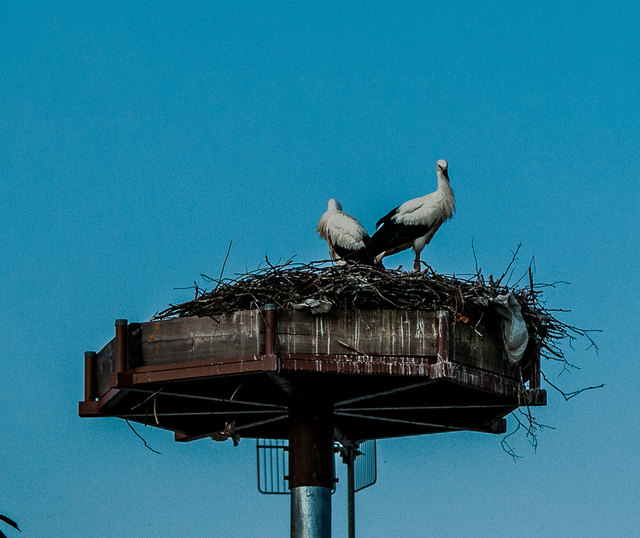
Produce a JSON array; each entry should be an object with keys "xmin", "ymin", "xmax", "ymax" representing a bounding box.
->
[{"xmin": 414, "ymin": 253, "xmax": 421, "ymax": 272}]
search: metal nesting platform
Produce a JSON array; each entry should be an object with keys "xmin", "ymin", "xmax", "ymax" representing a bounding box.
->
[
  {"xmin": 79, "ymin": 306, "xmax": 546, "ymax": 443},
  {"xmin": 80, "ymin": 304, "xmax": 547, "ymax": 536}
]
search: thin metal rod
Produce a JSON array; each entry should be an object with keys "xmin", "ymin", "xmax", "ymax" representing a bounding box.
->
[
  {"xmin": 336, "ymin": 411, "xmax": 509, "ymax": 434},
  {"xmin": 335, "ymin": 380, "xmax": 434, "ymax": 407},
  {"xmin": 123, "ymin": 387, "xmax": 287, "ymax": 409},
  {"xmin": 347, "ymin": 448, "xmax": 355, "ymax": 538},
  {"xmin": 257, "ymin": 440, "xmax": 289, "ymax": 448},
  {"xmin": 339, "ymin": 404, "xmax": 514, "ymax": 412},
  {"xmin": 120, "ymin": 410, "xmax": 283, "ymax": 418},
  {"xmin": 234, "ymin": 415, "xmax": 288, "ymax": 432},
  {"xmin": 335, "ymin": 411, "xmax": 473, "ymax": 432}
]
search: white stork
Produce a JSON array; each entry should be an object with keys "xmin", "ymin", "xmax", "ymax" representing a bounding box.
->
[
  {"xmin": 316, "ymin": 198, "xmax": 370, "ymax": 264},
  {"xmin": 367, "ymin": 159, "xmax": 455, "ymax": 271}
]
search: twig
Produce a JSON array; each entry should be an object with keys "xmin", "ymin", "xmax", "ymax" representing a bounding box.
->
[
  {"xmin": 230, "ymin": 383, "xmax": 243, "ymax": 401},
  {"xmin": 495, "ymin": 243, "xmax": 521, "ymax": 287},
  {"xmin": 501, "ymin": 421, "xmax": 523, "ymax": 462},
  {"xmin": 541, "ymin": 371, "xmax": 605, "ymax": 400},
  {"xmin": 125, "ymin": 419, "xmax": 161, "ymax": 454},
  {"xmin": 130, "ymin": 386, "xmax": 165, "ymax": 411},
  {"xmin": 471, "ymin": 236, "xmax": 479, "ymax": 274},
  {"xmin": 215, "ymin": 241, "xmax": 233, "ymax": 291}
]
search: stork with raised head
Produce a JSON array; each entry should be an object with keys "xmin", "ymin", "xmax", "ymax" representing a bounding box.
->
[
  {"xmin": 316, "ymin": 198, "xmax": 370, "ymax": 264},
  {"xmin": 367, "ymin": 159, "xmax": 455, "ymax": 271}
]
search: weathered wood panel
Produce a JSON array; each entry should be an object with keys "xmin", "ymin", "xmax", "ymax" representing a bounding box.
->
[
  {"xmin": 453, "ymin": 316, "xmax": 518, "ymax": 378},
  {"xmin": 130, "ymin": 354, "xmax": 278, "ymax": 383},
  {"xmin": 117, "ymin": 308, "xmax": 516, "ymax": 380},
  {"xmin": 277, "ymin": 309, "xmax": 439, "ymax": 357},
  {"xmin": 95, "ymin": 340, "xmax": 115, "ymax": 396},
  {"xmin": 280, "ymin": 354, "xmax": 432, "ymax": 376},
  {"xmin": 136, "ymin": 310, "xmax": 262, "ymax": 367}
]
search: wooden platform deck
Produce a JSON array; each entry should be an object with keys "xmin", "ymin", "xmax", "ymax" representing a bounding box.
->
[{"xmin": 79, "ymin": 307, "xmax": 545, "ymax": 443}]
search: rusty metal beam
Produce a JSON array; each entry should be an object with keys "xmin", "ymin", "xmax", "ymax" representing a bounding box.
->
[
  {"xmin": 79, "ymin": 386, "xmax": 127, "ymax": 416},
  {"xmin": 122, "ymin": 387, "xmax": 287, "ymax": 409},
  {"xmin": 78, "ymin": 400, "xmax": 101, "ymax": 417}
]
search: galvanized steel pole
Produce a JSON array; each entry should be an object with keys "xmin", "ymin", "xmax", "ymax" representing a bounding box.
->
[{"xmin": 290, "ymin": 487, "xmax": 332, "ymax": 538}]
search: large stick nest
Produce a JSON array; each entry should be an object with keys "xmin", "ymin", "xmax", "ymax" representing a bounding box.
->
[{"xmin": 152, "ymin": 260, "xmax": 596, "ymax": 368}]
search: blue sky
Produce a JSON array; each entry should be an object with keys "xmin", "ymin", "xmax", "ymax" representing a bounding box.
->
[{"xmin": 1, "ymin": 2, "xmax": 639, "ymax": 536}]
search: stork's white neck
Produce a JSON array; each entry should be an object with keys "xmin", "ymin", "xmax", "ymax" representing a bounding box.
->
[
  {"xmin": 436, "ymin": 168, "xmax": 449, "ymax": 186},
  {"xmin": 435, "ymin": 169, "xmax": 455, "ymax": 218}
]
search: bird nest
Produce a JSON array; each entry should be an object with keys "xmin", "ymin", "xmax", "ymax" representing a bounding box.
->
[{"xmin": 152, "ymin": 260, "xmax": 596, "ymax": 369}]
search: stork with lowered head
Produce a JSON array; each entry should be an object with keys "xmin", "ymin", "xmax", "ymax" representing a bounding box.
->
[{"xmin": 316, "ymin": 198, "xmax": 370, "ymax": 264}]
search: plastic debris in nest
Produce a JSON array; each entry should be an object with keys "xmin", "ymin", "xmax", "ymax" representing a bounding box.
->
[{"xmin": 494, "ymin": 292, "xmax": 529, "ymax": 364}]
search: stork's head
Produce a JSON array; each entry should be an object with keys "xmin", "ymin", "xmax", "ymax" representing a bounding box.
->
[
  {"xmin": 437, "ymin": 159, "xmax": 449, "ymax": 180},
  {"xmin": 327, "ymin": 198, "xmax": 342, "ymax": 211}
]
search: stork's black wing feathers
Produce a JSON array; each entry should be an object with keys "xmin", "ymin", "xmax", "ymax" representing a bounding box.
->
[
  {"xmin": 331, "ymin": 241, "xmax": 371, "ymax": 263},
  {"xmin": 366, "ymin": 221, "xmax": 433, "ymax": 261},
  {"xmin": 375, "ymin": 206, "xmax": 400, "ymax": 229}
]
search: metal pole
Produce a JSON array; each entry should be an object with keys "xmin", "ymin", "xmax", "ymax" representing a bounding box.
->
[
  {"xmin": 115, "ymin": 319, "xmax": 128, "ymax": 374},
  {"xmin": 291, "ymin": 487, "xmax": 332, "ymax": 538},
  {"xmin": 288, "ymin": 402, "xmax": 334, "ymax": 538},
  {"xmin": 347, "ymin": 447, "xmax": 355, "ymax": 538},
  {"xmin": 84, "ymin": 351, "xmax": 97, "ymax": 401}
]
